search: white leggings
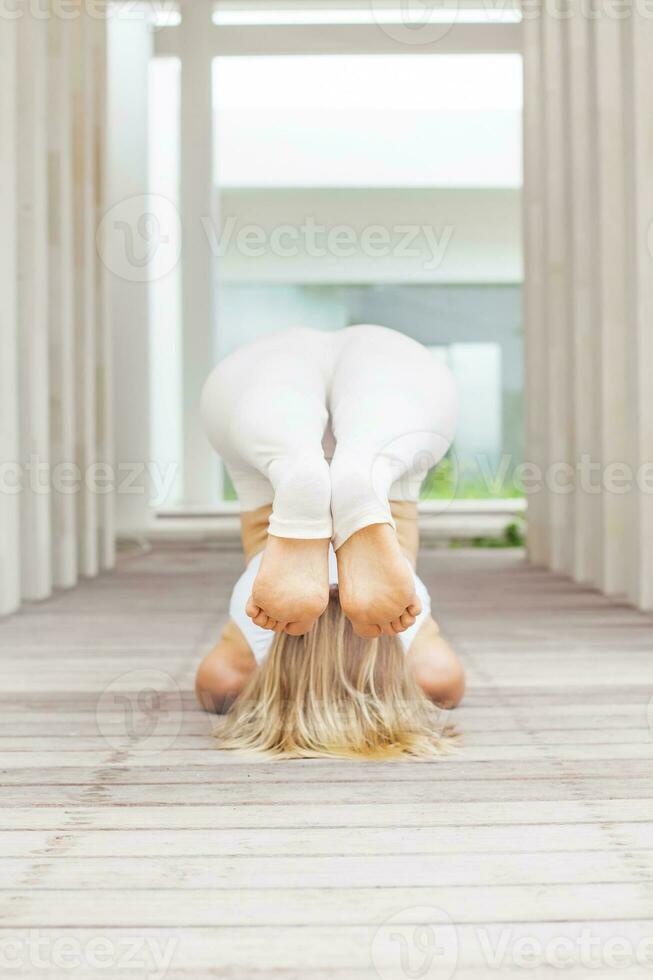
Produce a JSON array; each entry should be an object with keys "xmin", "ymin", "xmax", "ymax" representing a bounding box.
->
[{"xmin": 201, "ymin": 325, "xmax": 458, "ymax": 550}]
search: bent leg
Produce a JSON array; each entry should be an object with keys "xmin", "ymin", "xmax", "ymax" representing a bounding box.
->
[
  {"xmin": 329, "ymin": 326, "xmax": 457, "ymax": 637},
  {"xmin": 201, "ymin": 328, "xmax": 333, "ymax": 539},
  {"xmin": 329, "ymin": 325, "xmax": 457, "ymax": 547},
  {"xmin": 201, "ymin": 328, "xmax": 333, "ymax": 634}
]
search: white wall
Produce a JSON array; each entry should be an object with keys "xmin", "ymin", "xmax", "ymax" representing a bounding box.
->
[{"xmin": 216, "ymin": 187, "xmax": 522, "ymax": 284}]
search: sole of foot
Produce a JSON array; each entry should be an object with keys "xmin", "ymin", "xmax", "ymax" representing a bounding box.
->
[
  {"xmin": 247, "ymin": 535, "xmax": 330, "ymax": 636},
  {"xmin": 336, "ymin": 523, "xmax": 421, "ymax": 639}
]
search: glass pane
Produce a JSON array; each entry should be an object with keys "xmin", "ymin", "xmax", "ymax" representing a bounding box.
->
[{"xmin": 211, "ymin": 53, "xmax": 523, "ymax": 500}]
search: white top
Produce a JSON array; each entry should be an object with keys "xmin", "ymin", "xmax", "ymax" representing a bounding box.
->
[{"xmin": 229, "ymin": 545, "xmax": 431, "ymax": 664}]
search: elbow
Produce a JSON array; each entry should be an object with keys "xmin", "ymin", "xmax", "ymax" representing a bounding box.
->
[{"xmin": 414, "ymin": 657, "xmax": 466, "ymax": 709}]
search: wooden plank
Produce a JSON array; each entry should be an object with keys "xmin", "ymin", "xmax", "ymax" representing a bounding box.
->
[
  {"xmin": 3, "ymin": 883, "xmax": 653, "ymax": 928},
  {"xmin": 1, "ymin": 546, "xmax": 652, "ymax": 971},
  {"xmin": 1, "ymin": 659, "xmax": 651, "ymax": 690},
  {"xmin": 2, "ymin": 924, "xmax": 653, "ymax": 976},
  {"xmin": 3, "ymin": 743, "xmax": 653, "ymax": 768},
  {"xmin": 16, "ymin": 8, "xmax": 52, "ymax": 601},
  {"xmin": 47, "ymin": 12, "xmax": 78, "ymax": 591},
  {"xmin": 1, "ymin": 799, "xmax": 653, "ymax": 831},
  {"xmin": 0, "ymin": 971, "xmax": 641, "ymax": 980},
  {"xmin": 2, "ymin": 728, "xmax": 653, "ymax": 750},
  {"xmin": 2, "ymin": 756, "xmax": 653, "ymax": 780},
  {"xmin": 0, "ymin": 703, "xmax": 647, "ymax": 733},
  {"xmin": 0, "ymin": 18, "xmax": 20, "ymax": 616},
  {"xmin": 4, "ymin": 821, "xmax": 653, "ymax": 858},
  {"xmin": 4, "ymin": 850, "xmax": 653, "ymax": 889},
  {"xmin": 4, "ymin": 779, "xmax": 653, "ymax": 806}
]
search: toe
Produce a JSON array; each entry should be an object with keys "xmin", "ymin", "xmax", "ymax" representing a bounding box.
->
[
  {"xmin": 390, "ymin": 618, "xmax": 406, "ymax": 634},
  {"xmin": 407, "ymin": 598, "xmax": 422, "ymax": 618},
  {"xmin": 253, "ymin": 610, "xmax": 270, "ymax": 628},
  {"xmin": 400, "ymin": 610, "xmax": 416, "ymax": 629},
  {"xmin": 246, "ymin": 597, "xmax": 261, "ymax": 619}
]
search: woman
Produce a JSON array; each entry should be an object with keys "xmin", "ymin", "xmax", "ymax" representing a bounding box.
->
[{"xmin": 196, "ymin": 325, "xmax": 465, "ymax": 757}]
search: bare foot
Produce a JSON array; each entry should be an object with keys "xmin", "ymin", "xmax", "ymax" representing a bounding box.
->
[
  {"xmin": 246, "ymin": 536, "xmax": 330, "ymax": 636},
  {"xmin": 336, "ymin": 523, "xmax": 421, "ymax": 638}
]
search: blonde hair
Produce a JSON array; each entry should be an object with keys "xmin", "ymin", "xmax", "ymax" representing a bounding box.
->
[{"xmin": 215, "ymin": 589, "xmax": 455, "ymax": 759}]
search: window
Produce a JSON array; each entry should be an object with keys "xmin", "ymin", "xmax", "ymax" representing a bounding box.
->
[
  {"xmin": 212, "ymin": 54, "xmax": 523, "ymax": 499},
  {"xmin": 147, "ymin": 19, "xmax": 524, "ymax": 508}
]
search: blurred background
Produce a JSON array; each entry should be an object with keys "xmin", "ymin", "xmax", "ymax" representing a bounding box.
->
[
  {"xmin": 2, "ymin": 0, "xmax": 652, "ymax": 616},
  {"xmin": 108, "ymin": 0, "xmax": 526, "ymax": 546},
  {"xmin": 146, "ymin": 48, "xmax": 523, "ymax": 507}
]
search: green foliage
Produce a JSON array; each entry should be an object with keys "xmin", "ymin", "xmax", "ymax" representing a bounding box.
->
[
  {"xmin": 449, "ymin": 520, "xmax": 526, "ymax": 550},
  {"xmin": 420, "ymin": 457, "xmax": 525, "ymax": 501},
  {"xmin": 223, "ymin": 469, "xmax": 238, "ymax": 501}
]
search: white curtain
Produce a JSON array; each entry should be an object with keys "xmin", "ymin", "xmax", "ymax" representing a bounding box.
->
[
  {"xmin": 0, "ymin": 2, "xmax": 114, "ymax": 617},
  {"xmin": 522, "ymin": 0, "xmax": 653, "ymax": 610}
]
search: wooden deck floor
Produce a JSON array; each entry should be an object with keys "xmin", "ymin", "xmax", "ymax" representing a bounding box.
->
[{"xmin": 1, "ymin": 545, "xmax": 653, "ymax": 978}]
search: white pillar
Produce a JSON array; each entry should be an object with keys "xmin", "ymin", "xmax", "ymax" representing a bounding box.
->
[
  {"xmin": 17, "ymin": 9, "xmax": 52, "ymax": 601},
  {"xmin": 106, "ymin": 9, "xmax": 153, "ymax": 538},
  {"xmin": 48, "ymin": 14, "xmax": 77, "ymax": 590},
  {"xmin": 180, "ymin": 0, "xmax": 217, "ymax": 505},
  {"xmin": 592, "ymin": 14, "xmax": 628, "ymax": 596},
  {"xmin": 565, "ymin": 0, "xmax": 599, "ymax": 585},
  {"xmin": 623, "ymin": 11, "xmax": 653, "ymax": 610},
  {"xmin": 72, "ymin": 10, "xmax": 99, "ymax": 577},
  {"xmin": 93, "ymin": 10, "xmax": 115, "ymax": 571},
  {"xmin": 0, "ymin": 18, "xmax": 20, "ymax": 615},
  {"xmin": 541, "ymin": 5, "xmax": 574, "ymax": 575},
  {"xmin": 522, "ymin": 3, "xmax": 549, "ymax": 566}
]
